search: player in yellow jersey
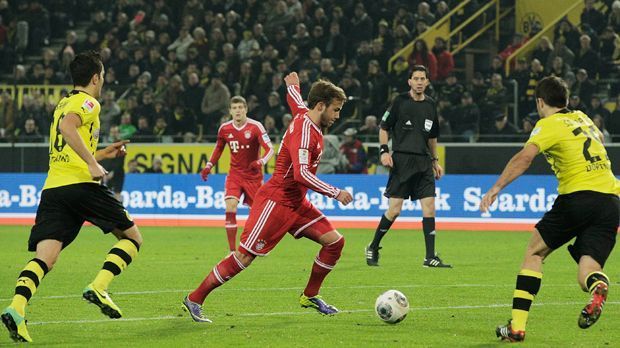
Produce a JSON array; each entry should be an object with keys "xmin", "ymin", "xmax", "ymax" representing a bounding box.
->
[
  {"xmin": 480, "ymin": 76, "xmax": 619, "ymax": 342},
  {"xmin": 1, "ymin": 51, "xmax": 143, "ymax": 343}
]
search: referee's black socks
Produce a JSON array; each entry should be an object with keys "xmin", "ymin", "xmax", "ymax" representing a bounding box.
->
[
  {"xmin": 370, "ymin": 214, "xmax": 394, "ymax": 249},
  {"xmin": 422, "ymin": 217, "xmax": 436, "ymax": 259}
]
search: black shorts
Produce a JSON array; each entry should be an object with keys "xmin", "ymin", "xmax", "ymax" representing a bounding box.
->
[
  {"xmin": 29, "ymin": 183, "xmax": 135, "ymax": 251},
  {"xmin": 384, "ymin": 152, "xmax": 435, "ymax": 201},
  {"xmin": 536, "ymin": 191, "xmax": 619, "ymax": 267}
]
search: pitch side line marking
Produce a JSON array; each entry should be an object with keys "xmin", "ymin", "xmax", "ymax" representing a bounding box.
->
[
  {"xmin": 0, "ymin": 283, "xmax": 584, "ymax": 302},
  {"xmin": 26, "ymin": 301, "xmax": 620, "ymax": 326}
]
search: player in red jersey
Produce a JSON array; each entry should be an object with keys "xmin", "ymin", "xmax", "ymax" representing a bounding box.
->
[
  {"xmin": 183, "ymin": 73, "xmax": 353, "ymax": 321},
  {"xmin": 200, "ymin": 96, "xmax": 274, "ymax": 252}
]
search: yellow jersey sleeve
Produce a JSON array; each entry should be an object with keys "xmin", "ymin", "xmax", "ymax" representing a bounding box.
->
[
  {"xmin": 525, "ymin": 118, "xmax": 556, "ymax": 153},
  {"xmin": 43, "ymin": 91, "xmax": 102, "ymax": 190}
]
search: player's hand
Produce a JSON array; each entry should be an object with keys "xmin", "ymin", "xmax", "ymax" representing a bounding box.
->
[
  {"xmin": 100, "ymin": 140, "xmax": 129, "ymax": 159},
  {"xmin": 249, "ymin": 160, "xmax": 262, "ymax": 172},
  {"xmin": 336, "ymin": 190, "xmax": 353, "ymax": 205},
  {"xmin": 284, "ymin": 72, "xmax": 300, "ymax": 87},
  {"xmin": 432, "ymin": 161, "xmax": 444, "ymax": 180},
  {"xmin": 380, "ymin": 153, "xmax": 393, "ymax": 168},
  {"xmin": 200, "ymin": 162, "xmax": 213, "ymax": 181},
  {"xmin": 89, "ymin": 162, "xmax": 108, "ymax": 181},
  {"xmin": 480, "ymin": 187, "xmax": 500, "ymax": 213}
]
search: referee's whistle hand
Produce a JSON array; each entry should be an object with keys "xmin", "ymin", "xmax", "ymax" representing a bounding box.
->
[
  {"xmin": 336, "ymin": 190, "xmax": 353, "ymax": 205},
  {"xmin": 380, "ymin": 153, "xmax": 393, "ymax": 167}
]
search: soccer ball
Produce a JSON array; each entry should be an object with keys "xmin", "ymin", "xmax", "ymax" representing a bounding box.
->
[{"xmin": 375, "ymin": 290, "xmax": 409, "ymax": 324}]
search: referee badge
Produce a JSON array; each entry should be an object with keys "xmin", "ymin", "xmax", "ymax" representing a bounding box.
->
[{"xmin": 424, "ymin": 119, "xmax": 433, "ymax": 131}]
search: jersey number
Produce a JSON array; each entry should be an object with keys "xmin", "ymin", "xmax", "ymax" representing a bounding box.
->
[
  {"xmin": 572, "ymin": 126, "xmax": 602, "ymax": 163},
  {"xmin": 229, "ymin": 140, "xmax": 239, "ymax": 153},
  {"xmin": 50, "ymin": 114, "xmax": 67, "ymax": 154}
]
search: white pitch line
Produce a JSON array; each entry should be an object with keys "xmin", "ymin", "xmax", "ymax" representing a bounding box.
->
[
  {"xmin": 0, "ymin": 283, "xmax": 582, "ymax": 302},
  {"xmin": 26, "ymin": 301, "xmax": 620, "ymax": 326}
]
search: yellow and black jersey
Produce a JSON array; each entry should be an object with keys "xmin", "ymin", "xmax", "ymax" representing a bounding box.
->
[
  {"xmin": 526, "ymin": 109, "xmax": 619, "ymax": 195},
  {"xmin": 44, "ymin": 90, "xmax": 101, "ymax": 190}
]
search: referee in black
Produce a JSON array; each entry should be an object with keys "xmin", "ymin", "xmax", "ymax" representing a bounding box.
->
[{"xmin": 365, "ymin": 65, "xmax": 451, "ymax": 268}]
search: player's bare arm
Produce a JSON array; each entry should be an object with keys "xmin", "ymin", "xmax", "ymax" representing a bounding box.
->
[
  {"xmin": 428, "ymin": 138, "xmax": 443, "ymax": 179},
  {"xmin": 336, "ymin": 190, "xmax": 353, "ymax": 205},
  {"xmin": 480, "ymin": 143, "xmax": 539, "ymax": 212},
  {"xmin": 59, "ymin": 113, "xmax": 107, "ymax": 180},
  {"xmin": 95, "ymin": 140, "xmax": 129, "ymax": 161},
  {"xmin": 379, "ymin": 128, "xmax": 393, "ymax": 167}
]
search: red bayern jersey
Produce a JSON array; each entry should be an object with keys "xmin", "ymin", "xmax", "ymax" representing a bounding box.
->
[
  {"xmin": 209, "ymin": 118, "xmax": 274, "ymax": 180},
  {"xmin": 259, "ymin": 85, "xmax": 340, "ymax": 206}
]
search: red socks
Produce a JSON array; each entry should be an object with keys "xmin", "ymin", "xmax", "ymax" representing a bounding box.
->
[
  {"xmin": 188, "ymin": 253, "xmax": 246, "ymax": 304},
  {"xmin": 303, "ymin": 236, "xmax": 345, "ymax": 297}
]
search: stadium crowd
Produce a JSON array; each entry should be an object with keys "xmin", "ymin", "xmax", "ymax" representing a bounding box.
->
[{"xmin": 0, "ymin": 0, "xmax": 620, "ymax": 164}]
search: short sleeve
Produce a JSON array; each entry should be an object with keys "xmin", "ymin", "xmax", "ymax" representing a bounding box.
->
[
  {"xmin": 380, "ymin": 97, "xmax": 400, "ymax": 130},
  {"xmin": 526, "ymin": 120, "xmax": 555, "ymax": 153},
  {"xmin": 68, "ymin": 96, "xmax": 98, "ymax": 125}
]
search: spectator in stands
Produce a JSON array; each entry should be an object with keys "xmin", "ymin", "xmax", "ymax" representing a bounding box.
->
[
  {"xmin": 263, "ymin": 115, "xmax": 278, "ymax": 136},
  {"xmin": 263, "ymin": 92, "xmax": 286, "ymax": 126},
  {"xmin": 370, "ymin": 39, "xmax": 390, "ymax": 72},
  {"xmin": 574, "ymin": 68, "xmax": 596, "ymax": 106},
  {"xmin": 484, "ymin": 112, "xmax": 519, "ymax": 142},
  {"xmin": 341, "ymin": 128, "xmax": 367, "ymax": 174},
  {"xmin": 523, "ymin": 58, "xmax": 546, "ymax": 115},
  {"xmin": 127, "ymin": 159, "xmax": 140, "ymax": 173},
  {"xmin": 170, "ymin": 105, "xmax": 197, "ymax": 141},
  {"xmin": 375, "ymin": 19, "xmax": 394, "ymax": 58},
  {"xmin": 338, "ymin": 73, "xmax": 362, "ymax": 119},
  {"xmin": 413, "ymin": 19, "xmax": 430, "ymax": 38},
  {"xmin": 364, "ymin": 60, "xmax": 389, "ymax": 116},
  {"xmin": 592, "ymin": 114, "xmax": 612, "ymax": 143},
  {"xmin": 532, "ymin": 36, "xmax": 553, "ymax": 68},
  {"xmin": 16, "ymin": 118, "xmax": 41, "ymax": 142},
  {"xmin": 555, "ymin": 19, "xmax": 581, "ymax": 54},
  {"xmin": 280, "ymin": 113, "xmax": 292, "ymax": 136},
  {"xmin": 451, "ymin": 92, "xmax": 480, "ymax": 142},
  {"xmin": 433, "ymin": 37, "xmax": 454, "ymax": 81},
  {"xmin": 481, "ymin": 73, "xmax": 508, "ymax": 129},
  {"xmin": 588, "ymin": 95, "xmax": 611, "ymax": 121},
  {"xmin": 358, "ymin": 115, "xmax": 380, "ymax": 142},
  {"xmin": 608, "ymin": 94, "xmax": 620, "ymax": 141},
  {"xmin": 318, "ymin": 134, "xmax": 348, "ymax": 174},
  {"xmin": 487, "ymin": 55, "xmax": 505, "ymax": 79},
  {"xmin": 349, "ymin": 3, "xmax": 373, "ymax": 57},
  {"xmin": 510, "ymin": 57, "xmax": 530, "ymax": 114},
  {"xmin": 569, "ymin": 94, "xmax": 587, "ymax": 111},
  {"xmin": 581, "ymin": 0, "xmax": 605, "ymax": 34},
  {"xmin": 415, "ymin": 2, "xmax": 436, "ymax": 27},
  {"xmin": 610, "ymin": 0, "xmax": 620, "ymax": 33},
  {"xmin": 547, "ymin": 36, "xmax": 575, "ymax": 70},
  {"xmin": 574, "ymin": 34, "xmax": 600, "ymax": 75},
  {"xmin": 392, "ymin": 24, "xmax": 412, "ymax": 53},
  {"xmin": 469, "ymin": 71, "xmax": 488, "ymax": 103},
  {"xmin": 520, "ymin": 116, "xmax": 536, "ymax": 138},
  {"xmin": 325, "ymin": 22, "xmax": 346, "ymax": 66},
  {"xmin": 133, "ymin": 116, "xmax": 156, "ymax": 143},
  {"xmin": 598, "ymin": 26, "xmax": 618, "ymax": 77},
  {"xmin": 153, "ymin": 116, "xmax": 172, "ymax": 142},
  {"xmin": 0, "ymin": 92, "xmax": 15, "ymax": 140},
  {"xmin": 498, "ymin": 34, "xmax": 527, "ymax": 62},
  {"xmin": 440, "ymin": 72, "xmax": 465, "ymax": 106},
  {"xmin": 548, "ymin": 56, "xmax": 575, "ymax": 82},
  {"xmin": 408, "ymin": 39, "xmax": 437, "ymax": 80},
  {"xmin": 436, "ymin": 1, "xmax": 450, "ymax": 19},
  {"xmin": 119, "ymin": 113, "xmax": 137, "ymax": 140},
  {"xmin": 168, "ymin": 26, "xmax": 194, "ymax": 62},
  {"xmin": 145, "ymin": 155, "xmax": 164, "ymax": 173},
  {"xmin": 100, "ymin": 91, "xmax": 121, "ymax": 136}
]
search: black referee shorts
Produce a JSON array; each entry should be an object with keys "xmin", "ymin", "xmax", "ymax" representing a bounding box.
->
[
  {"xmin": 536, "ymin": 191, "xmax": 619, "ymax": 267},
  {"xmin": 29, "ymin": 183, "xmax": 135, "ymax": 251},
  {"xmin": 384, "ymin": 152, "xmax": 436, "ymax": 201}
]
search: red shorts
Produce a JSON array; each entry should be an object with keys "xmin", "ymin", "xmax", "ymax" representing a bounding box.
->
[
  {"xmin": 239, "ymin": 195, "xmax": 335, "ymax": 256},
  {"xmin": 225, "ymin": 176, "xmax": 262, "ymax": 206}
]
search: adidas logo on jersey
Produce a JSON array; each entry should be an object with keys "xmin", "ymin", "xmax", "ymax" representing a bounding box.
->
[
  {"xmin": 228, "ymin": 134, "xmax": 234, "ymax": 138},
  {"xmin": 405, "ymin": 120, "xmax": 412, "ymax": 126}
]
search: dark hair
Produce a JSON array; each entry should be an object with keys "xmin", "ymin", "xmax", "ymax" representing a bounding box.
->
[
  {"xmin": 307, "ymin": 80, "xmax": 346, "ymax": 109},
  {"xmin": 412, "ymin": 39, "xmax": 430, "ymax": 67},
  {"xmin": 410, "ymin": 65, "xmax": 429, "ymax": 78},
  {"xmin": 69, "ymin": 50, "xmax": 103, "ymax": 87},
  {"xmin": 535, "ymin": 76, "xmax": 569, "ymax": 108}
]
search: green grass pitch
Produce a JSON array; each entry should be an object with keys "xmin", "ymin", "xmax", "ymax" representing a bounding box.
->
[{"xmin": 0, "ymin": 225, "xmax": 617, "ymax": 347}]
